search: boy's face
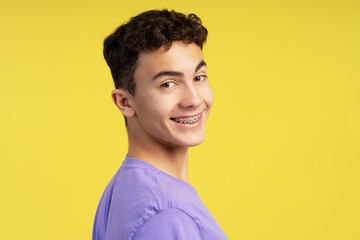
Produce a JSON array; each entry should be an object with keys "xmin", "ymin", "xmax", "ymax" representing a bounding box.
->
[{"xmin": 129, "ymin": 41, "xmax": 213, "ymax": 148}]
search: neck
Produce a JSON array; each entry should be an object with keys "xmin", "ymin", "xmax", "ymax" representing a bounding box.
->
[{"xmin": 126, "ymin": 128, "xmax": 190, "ymax": 184}]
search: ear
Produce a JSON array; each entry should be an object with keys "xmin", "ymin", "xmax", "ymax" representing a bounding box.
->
[{"xmin": 111, "ymin": 89, "xmax": 136, "ymax": 117}]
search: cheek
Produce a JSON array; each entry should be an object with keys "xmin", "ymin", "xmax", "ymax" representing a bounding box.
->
[
  {"xmin": 202, "ymin": 85, "xmax": 214, "ymax": 108},
  {"xmin": 143, "ymin": 99, "xmax": 173, "ymax": 120},
  {"xmin": 151, "ymin": 95, "xmax": 179, "ymax": 116},
  {"xmin": 135, "ymin": 92, "xmax": 163, "ymax": 117},
  {"xmin": 135, "ymin": 89, "xmax": 179, "ymax": 120}
]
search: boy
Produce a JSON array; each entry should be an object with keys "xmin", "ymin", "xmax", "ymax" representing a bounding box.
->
[{"xmin": 93, "ymin": 9, "xmax": 228, "ymax": 240}]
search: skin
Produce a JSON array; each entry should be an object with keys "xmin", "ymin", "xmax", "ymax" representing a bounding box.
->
[{"xmin": 111, "ymin": 41, "xmax": 213, "ymax": 183}]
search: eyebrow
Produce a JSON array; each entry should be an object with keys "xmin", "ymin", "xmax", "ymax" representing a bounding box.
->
[{"xmin": 151, "ymin": 60, "xmax": 207, "ymax": 82}]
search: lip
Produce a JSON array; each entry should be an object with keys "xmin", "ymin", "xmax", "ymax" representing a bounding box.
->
[{"xmin": 170, "ymin": 110, "xmax": 204, "ymax": 119}]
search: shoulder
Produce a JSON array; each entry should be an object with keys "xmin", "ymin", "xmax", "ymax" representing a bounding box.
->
[
  {"xmin": 114, "ymin": 164, "xmax": 166, "ymax": 202},
  {"xmin": 99, "ymin": 166, "xmax": 169, "ymax": 239},
  {"xmin": 131, "ymin": 208, "xmax": 203, "ymax": 240}
]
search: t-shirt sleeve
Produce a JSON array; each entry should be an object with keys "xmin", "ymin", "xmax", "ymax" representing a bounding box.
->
[{"xmin": 131, "ymin": 208, "xmax": 203, "ymax": 240}]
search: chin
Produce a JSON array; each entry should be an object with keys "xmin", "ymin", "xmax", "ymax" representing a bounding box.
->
[
  {"xmin": 178, "ymin": 135, "xmax": 205, "ymax": 147},
  {"xmin": 187, "ymin": 142, "xmax": 203, "ymax": 147}
]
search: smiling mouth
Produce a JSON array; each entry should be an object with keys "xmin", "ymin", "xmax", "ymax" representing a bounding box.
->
[{"xmin": 170, "ymin": 113, "xmax": 202, "ymax": 125}]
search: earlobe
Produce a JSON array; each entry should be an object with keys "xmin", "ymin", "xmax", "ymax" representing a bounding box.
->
[{"xmin": 111, "ymin": 89, "xmax": 136, "ymax": 117}]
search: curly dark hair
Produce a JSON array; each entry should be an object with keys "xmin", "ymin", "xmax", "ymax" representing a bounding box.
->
[{"xmin": 103, "ymin": 9, "xmax": 208, "ymax": 95}]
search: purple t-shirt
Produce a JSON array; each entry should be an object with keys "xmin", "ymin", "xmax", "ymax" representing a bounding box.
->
[{"xmin": 92, "ymin": 156, "xmax": 228, "ymax": 240}]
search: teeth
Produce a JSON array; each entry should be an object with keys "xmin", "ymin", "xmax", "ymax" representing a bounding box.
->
[{"xmin": 173, "ymin": 113, "xmax": 201, "ymax": 124}]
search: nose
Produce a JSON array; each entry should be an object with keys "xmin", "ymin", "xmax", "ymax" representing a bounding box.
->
[{"xmin": 179, "ymin": 83, "xmax": 202, "ymax": 109}]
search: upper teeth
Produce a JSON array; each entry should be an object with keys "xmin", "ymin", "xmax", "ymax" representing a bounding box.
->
[{"xmin": 173, "ymin": 113, "xmax": 201, "ymax": 124}]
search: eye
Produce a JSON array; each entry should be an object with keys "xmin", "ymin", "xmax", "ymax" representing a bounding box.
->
[
  {"xmin": 160, "ymin": 82, "xmax": 176, "ymax": 89},
  {"xmin": 194, "ymin": 75, "xmax": 207, "ymax": 82}
]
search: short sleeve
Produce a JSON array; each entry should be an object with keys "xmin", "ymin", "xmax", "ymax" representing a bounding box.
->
[{"xmin": 131, "ymin": 208, "xmax": 203, "ymax": 240}]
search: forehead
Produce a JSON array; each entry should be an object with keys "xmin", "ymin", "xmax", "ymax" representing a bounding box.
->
[{"xmin": 134, "ymin": 41, "xmax": 204, "ymax": 79}]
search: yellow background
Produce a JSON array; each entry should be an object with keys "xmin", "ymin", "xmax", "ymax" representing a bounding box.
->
[{"xmin": 1, "ymin": 0, "xmax": 359, "ymax": 239}]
